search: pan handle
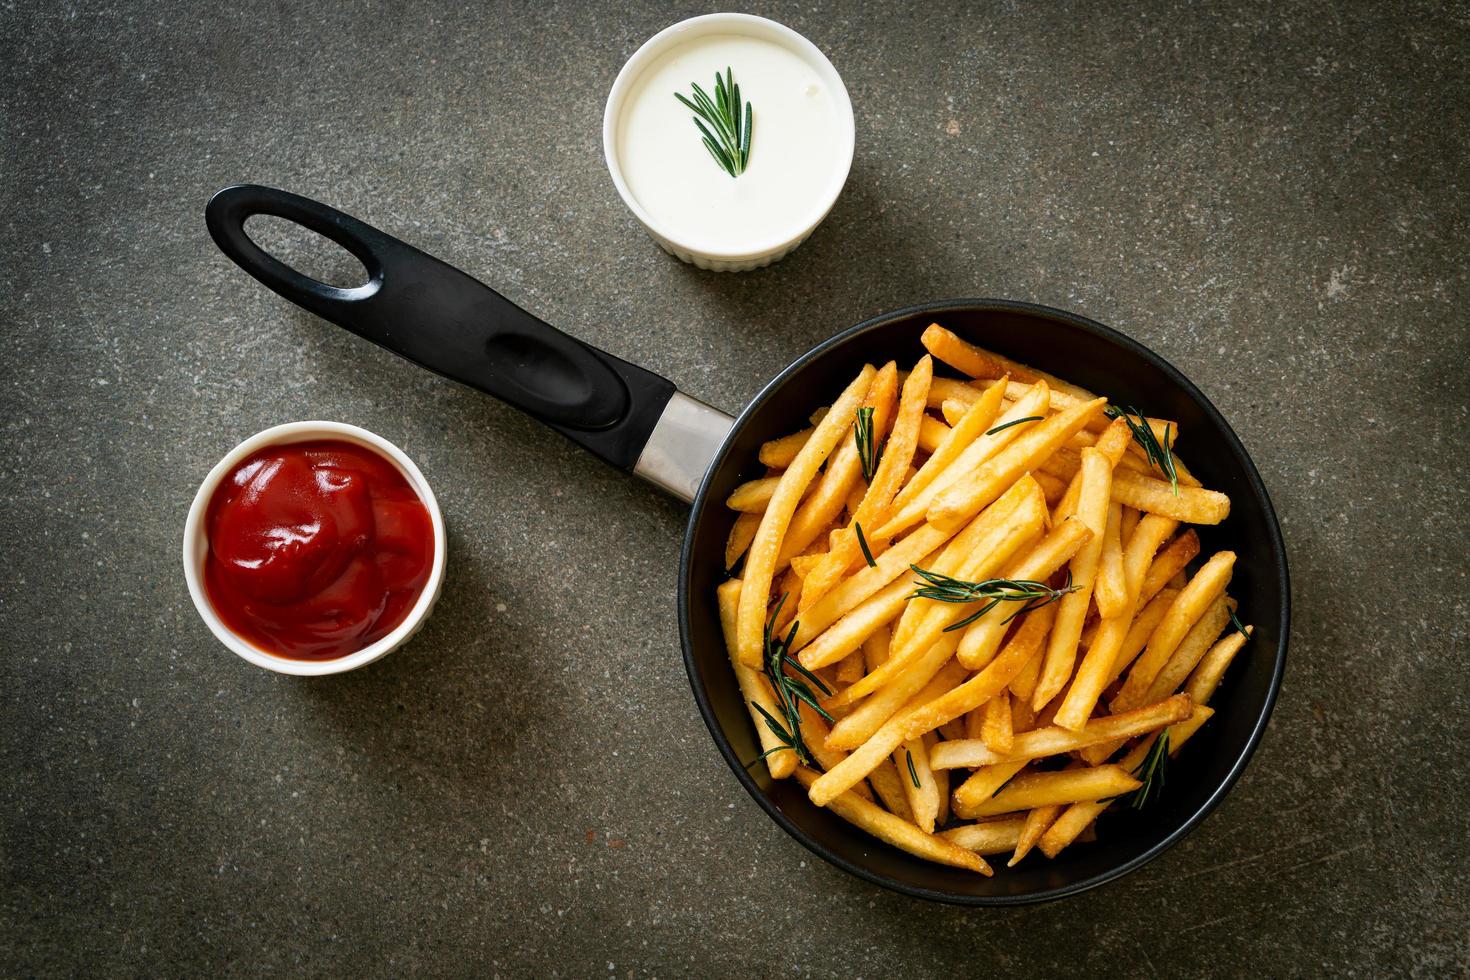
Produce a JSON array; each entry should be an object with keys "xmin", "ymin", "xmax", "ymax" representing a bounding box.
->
[{"xmin": 205, "ymin": 184, "xmax": 706, "ymax": 477}]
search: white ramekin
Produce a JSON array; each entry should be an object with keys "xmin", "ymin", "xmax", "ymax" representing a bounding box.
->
[
  {"xmin": 602, "ymin": 13, "xmax": 855, "ymax": 273},
  {"xmin": 182, "ymin": 421, "xmax": 447, "ymax": 676}
]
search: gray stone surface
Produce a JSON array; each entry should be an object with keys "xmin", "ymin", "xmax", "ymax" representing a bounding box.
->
[{"xmin": 2, "ymin": 0, "xmax": 1467, "ymax": 975}]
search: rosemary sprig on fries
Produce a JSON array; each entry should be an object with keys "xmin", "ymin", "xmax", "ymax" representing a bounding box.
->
[
  {"xmin": 747, "ymin": 594, "xmax": 831, "ymax": 768},
  {"xmin": 854, "ymin": 406, "xmax": 878, "ymax": 482},
  {"xmin": 985, "ymin": 415, "xmax": 1042, "ymax": 436},
  {"xmin": 854, "ymin": 522, "xmax": 877, "ymax": 567},
  {"xmin": 1228, "ymin": 607, "xmax": 1250, "ymax": 640},
  {"xmin": 1128, "ymin": 731, "xmax": 1170, "ymax": 809},
  {"xmin": 1106, "ymin": 404, "xmax": 1179, "ymax": 496},
  {"xmin": 908, "ymin": 566, "xmax": 1078, "ymax": 632}
]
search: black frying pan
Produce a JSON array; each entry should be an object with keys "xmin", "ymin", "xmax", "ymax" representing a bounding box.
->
[{"xmin": 206, "ymin": 184, "xmax": 1289, "ymax": 904}]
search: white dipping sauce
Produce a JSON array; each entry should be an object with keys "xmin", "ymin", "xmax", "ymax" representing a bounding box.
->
[{"xmin": 615, "ymin": 33, "xmax": 846, "ymax": 255}]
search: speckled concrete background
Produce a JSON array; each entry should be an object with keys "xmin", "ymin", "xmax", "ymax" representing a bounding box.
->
[{"xmin": 2, "ymin": 0, "xmax": 1466, "ymax": 975}]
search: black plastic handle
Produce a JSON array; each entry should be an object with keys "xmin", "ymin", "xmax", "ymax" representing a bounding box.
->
[{"xmin": 205, "ymin": 184, "xmax": 675, "ymax": 469}]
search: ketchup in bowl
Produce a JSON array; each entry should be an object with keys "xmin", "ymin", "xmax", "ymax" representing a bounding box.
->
[{"xmin": 202, "ymin": 439, "xmax": 435, "ymax": 660}]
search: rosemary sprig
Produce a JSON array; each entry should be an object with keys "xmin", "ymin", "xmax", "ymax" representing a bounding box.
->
[
  {"xmin": 909, "ymin": 565, "xmax": 1079, "ymax": 632},
  {"xmin": 906, "ymin": 750, "xmax": 921, "ymax": 788},
  {"xmin": 1106, "ymin": 404, "xmax": 1179, "ymax": 496},
  {"xmin": 985, "ymin": 415, "xmax": 1043, "ymax": 436},
  {"xmin": 743, "ymin": 593, "xmax": 831, "ymax": 770},
  {"xmin": 854, "ymin": 522, "xmax": 877, "ymax": 568},
  {"xmin": 854, "ymin": 406, "xmax": 878, "ymax": 482},
  {"xmin": 990, "ymin": 769, "xmax": 1021, "ymax": 798},
  {"xmin": 1128, "ymin": 730, "xmax": 1170, "ymax": 809},
  {"xmin": 674, "ymin": 67, "xmax": 753, "ymax": 178},
  {"xmin": 1228, "ymin": 608, "xmax": 1250, "ymax": 640}
]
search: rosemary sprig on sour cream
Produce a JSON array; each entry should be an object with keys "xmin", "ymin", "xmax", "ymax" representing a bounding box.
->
[{"xmin": 674, "ymin": 67, "xmax": 753, "ymax": 177}]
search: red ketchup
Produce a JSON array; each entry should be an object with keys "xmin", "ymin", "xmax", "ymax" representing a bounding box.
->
[{"xmin": 203, "ymin": 439, "xmax": 434, "ymax": 660}]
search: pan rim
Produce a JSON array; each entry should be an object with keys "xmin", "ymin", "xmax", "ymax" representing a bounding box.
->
[{"xmin": 677, "ymin": 297, "xmax": 1290, "ymax": 906}]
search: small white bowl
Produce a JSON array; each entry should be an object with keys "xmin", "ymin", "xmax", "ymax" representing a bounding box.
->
[
  {"xmin": 182, "ymin": 421, "xmax": 447, "ymax": 676},
  {"xmin": 603, "ymin": 13, "xmax": 855, "ymax": 272}
]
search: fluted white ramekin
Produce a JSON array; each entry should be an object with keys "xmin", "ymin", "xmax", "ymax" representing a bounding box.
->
[{"xmin": 603, "ymin": 13, "xmax": 855, "ymax": 272}]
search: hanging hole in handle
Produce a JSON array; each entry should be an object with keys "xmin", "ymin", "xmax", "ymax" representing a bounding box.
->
[{"xmin": 243, "ymin": 215, "xmax": 373, "ymax": 290}]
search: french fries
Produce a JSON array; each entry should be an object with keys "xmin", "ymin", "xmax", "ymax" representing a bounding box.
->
[
  {"xmin": 718, "ymin": 334, "xmax": 1254, "ymax": 874},
  {"xmin": 960, "ymin": 766, "xmax": 1142, "ymax": 819},
  {"xmin": 792, "ymin": 767, "xmax": 989, "ymax": 874}
]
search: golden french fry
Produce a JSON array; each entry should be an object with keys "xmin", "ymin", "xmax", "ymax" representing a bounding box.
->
[
  {"xmin": 900, "ymin": 734, "xmax": 941, "ymax": 833},
  {"xmin": 891, "ymin": 377, "xmax": 1009, "ymax": 513},
  {"xmin": 717, "ymin": 580, "xmax": 796, "ymax": 778},
  {"xmin": 1010, "ymin": 693, "xmax": 1038, "ymax": 733},
  {"xmin": 797, "ymin": 701, "xmax": 871, "ymax": 800},
  {"xmin": 789, "ymin": 552, "xmax": 826, "ymax": 580},
  {"xmin": 1120, "ymin": 505, "xmax": 1140, "ymax": 544},
  {"xmin": 1033, "ymin": 469, "xmax": 1069, "ymax": 506},
  {"xmin": 1094, "ymin": 501, "xmax": 1128, "ymax": 619},
  {"xmin": 1034, "ymin": 448, "xmax": 1114, "ymax": 708},
  {"xmin": 937, "ymin": 718, "xmax": 968, "ymax": 742},
  {"xmin": 930, "ymin": 694, "xmax": 1193, "ymax": 769},
  {"xmin": 1138, "ymin": 529, "xmax": 1200, "ymax": 606},
  {"xmin": 1168, "ymin": 703, "xmax": 1215, "ymax": 746},
  {"xmin": 1092, "ymin": 417, "xmax": 1136, "ymax": 464},
  {"xmin": 793, "ymin": 766, "xmax": 991, "ymax": 874},
  {"xmin": 1187, "ymin": 624, "xmax": 1252, "ymax": 706},
  {"xmin": 960, "ymin": 766, "xmax": 1141, "ymax": 818},
  {"xmin": 1143, "ymin": 594, "xmax": 1233, "ymax": 704},
  {"xmin": 1115, "ymin": 552, "xmax": 1235, "ymax": 710},
  {"xmin": 952, "ymin": 760, "xmax": 1029, "ymax": 818},
  {"xmin": 928, "ymin": 398, "xmax": 1108, "ymax": 533},
  {"xmin": 941, "ymin": 818, "xmax": 1026, "ymax": 856},
  {"xmin": 759, "ymin": 428, "xmax": 810, "ymax": 468},
  {"xmin": 737, "ymin": 367, "xmax": 878, "ymax": 667},
  {"xmin": 918, "ymin": 416, "xmax": 949, "ymax": 454},
  {"xmin": 861, "ymin": 624, "xmax": 892, "ymax": 674},
  {"xmin": 1104, "ymin": 587, "xmax": 1180, "ymax": 686},
  {"xmin": 1006, "ymin": 617, "xmax": 1049, "ymax": 702},
  {"xmin": 924, "ymin": 375, "xmax": 983, "ymax": 409},
  {"xmin": 725, "ymin": 511, "xmax": 760, "ymax": 570},
  {"xmin": 877, "ymin": 382, "xmax": 1053, "ymax": 538},
  {"xmin": 1010, "ymin": 803, "xmax": 1064, "ymax": 865},
  {"xmin": 1126, "ymin": 515, "xmax": 1181, "ymax": 593},
  {"xmin": 921, "ymin": 323, "xmax": 1098, "ymax": 402},
  {"xmin": 725, "ymin": 476, "xmax": 780, "ymax": 513},
  {"xmin": 868, "ymin": 758, "xmax": 915, "ymax": 820},
  {"xmin": 956, "ymin": 518, "xmax": 1092, "ymax": 669},
  {"xmin": 835, "ymin": 648, "xmax": 866, "ymax": 685},
  {"xmin": 1111, "ymin": 470, "xmax": 1231, "ymax": 524},
  {"xmin": 982, "ymin": 688, "xmax": 1014, "ymax": 754},
  {"xmin": 1053, "ymin": 613, "xmax": 1128, "ymax": 731},
  {"xmin": 940, "ymin": 399, "xmax": 969, "ymax": 426}
]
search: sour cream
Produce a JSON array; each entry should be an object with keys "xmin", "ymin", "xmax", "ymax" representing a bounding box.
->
[{"xmin": 606, "ymin": 16, "xmax": 854, "ymax": 268}]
